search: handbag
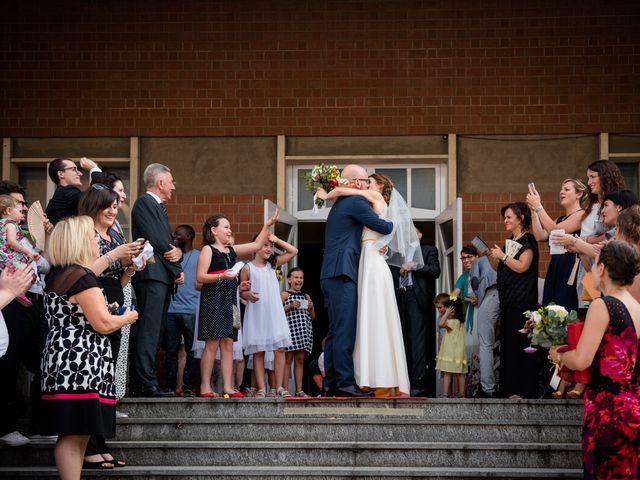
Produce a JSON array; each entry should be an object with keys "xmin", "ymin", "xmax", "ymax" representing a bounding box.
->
[{"xmin": 232, "ymin": 304, "xmax": 241, "ymax": 329}]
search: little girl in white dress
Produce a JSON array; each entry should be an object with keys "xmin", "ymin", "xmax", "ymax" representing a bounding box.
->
[{"xmin": 241, "ymin": 234, "xmax": 297, "ymax": 397}]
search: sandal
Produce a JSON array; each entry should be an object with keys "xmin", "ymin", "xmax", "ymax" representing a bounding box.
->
[
  {"xmin": 266, "ymin": 388, "xmax": 277, "ymax": 398},
  {"xmin": 295, "ymin": 390, "xmax": 310, "ymax": 398},
  {"xmin": 277, "ymin": 388, "xmax": 292, "ymax": 398},
  {"xmin": 255, "ymin": 388, "xmax": 266, "ymax": 398},
  {"xmin": 101, "ymin": 453, "xmax": 125, "ymax": 468},
  {"xmin": 551, "ymin": 390, "xmax": 565, "ymax": 400},
  {"xmin": 567, "ymin": 385, "xmax": 585, "ymax": 399},
  {"xmin": 82, "ymin": 459, "xmax": 114, "ymax": 470}
]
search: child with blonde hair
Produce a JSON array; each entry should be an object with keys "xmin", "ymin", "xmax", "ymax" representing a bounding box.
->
[
  {"xmin": 434, "ymin": 293, "xmax": 468, "ymax": 398},
  {"xmin": 0, "ymin": 195, "xmax": 38, "ymax": 306},
  {"xmin": 241, "ymin": 234, "xmax": 297, "ymax": 397}
]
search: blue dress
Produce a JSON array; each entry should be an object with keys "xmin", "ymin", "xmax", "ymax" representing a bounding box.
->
[{"xmin": 542, "ymin": 215, "xmax": 580, "ymax": 311}]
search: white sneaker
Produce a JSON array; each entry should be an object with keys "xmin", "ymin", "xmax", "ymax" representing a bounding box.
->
[
  {"xmin": 0, "ymin": 431, "xmax": 30, "ymax": 447},
  {"xmin": 28, "ymin": 434, "xmax": 57, "ymax": 444},
  {"xmin": 115, "ymin": 410, "xmax": 129, "ymax": 418}
]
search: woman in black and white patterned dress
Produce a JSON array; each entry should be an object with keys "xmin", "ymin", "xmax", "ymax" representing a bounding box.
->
[
  {"xmin": 40, "ymin": 216, "xmax": 138, "ymax": 479},
  {"xmin": 78, "ymin": 183, "xmax": 143, "ymax": 468},
  {"xmin": 281, "ymin": 267, "xmax": 315, "ymax": 397}
]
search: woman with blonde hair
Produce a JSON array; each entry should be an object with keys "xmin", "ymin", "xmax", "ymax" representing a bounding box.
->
[
  {"xmin": 527, "ymin": 178, "xmax": 587, "ymax": 312},
  {"xmin": 40, "ymin": 216, "xmax": 138, "ymax": 479}
]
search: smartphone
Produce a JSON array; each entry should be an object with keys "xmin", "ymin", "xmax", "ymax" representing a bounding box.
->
[
  {"xmin": 136, "ymin": 238, "xmax": 146, "ymax": 243},
  {"xmin": 528, "ymin": 182, "xmax": 535, "ymax": 191}
]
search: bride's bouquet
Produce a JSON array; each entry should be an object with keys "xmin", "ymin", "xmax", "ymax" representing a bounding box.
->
[
  {"xmin": 520, "ymin": 303, "xmax": 578, "ymax": 352},
  {"xmin": 304, "ymin": 163, "xmax": 343, "ymax": 209}
]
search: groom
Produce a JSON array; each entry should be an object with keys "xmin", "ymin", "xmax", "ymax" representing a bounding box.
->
[{"xmin": 320, "ymin": 164, "xmax": 393, "ymax": 397}]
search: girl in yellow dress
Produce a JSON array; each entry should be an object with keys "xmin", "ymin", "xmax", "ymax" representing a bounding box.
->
[{"xmin": 434, "ymin": 294, "xmax": 468, "ymax": 398}]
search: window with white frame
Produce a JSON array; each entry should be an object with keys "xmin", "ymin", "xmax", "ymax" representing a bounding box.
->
[{"xmin": 288, "ymin": 163, "xmax": 447, "ymax": 221}]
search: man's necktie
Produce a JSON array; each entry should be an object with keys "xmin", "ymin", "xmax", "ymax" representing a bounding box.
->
[{"xmin": 160, "ymin": 202, "xmax": 168, "ymax": 218}]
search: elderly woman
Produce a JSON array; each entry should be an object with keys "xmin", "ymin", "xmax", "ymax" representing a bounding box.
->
[
  {"xmin": 490, "ymin": 201, "xmax": 540, "ymax": 399},
  {"xmin": 549, "ymin": 241, "xmax": 640, "ymax": 479},
  {"xmin": 40, "ymin": 216, "xmax": 138, "ymax": 480}
]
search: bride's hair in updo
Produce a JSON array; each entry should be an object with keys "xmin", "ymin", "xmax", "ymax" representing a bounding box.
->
[
  {"xmin": 369, "ymin": 173, "xmax": 393, "ymax": 205},
  {"xmin": 597, "ymin": 240, "xmax": 640, "ymax": 286}
]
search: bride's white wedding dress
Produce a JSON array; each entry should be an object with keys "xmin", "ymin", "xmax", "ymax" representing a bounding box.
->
[{"xmin": 353, "ymin": 207, "xmax": 410, "ymax": 395}]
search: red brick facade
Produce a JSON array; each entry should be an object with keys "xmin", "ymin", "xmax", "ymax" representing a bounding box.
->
[
  {"xmin": 2, "ymin": 1, "xmax": 639, "ymax": 137},
  {"xmin": 166, "ymin": 194, "xmax": 275, "ymax": 246}
]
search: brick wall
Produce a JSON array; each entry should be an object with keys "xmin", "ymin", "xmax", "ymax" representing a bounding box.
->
[
  {"xmin": 166, "ymin": 193, "xmax": 276, "ymax": 247},
  {"xmin": 2, "ymin": 1, "xmax": 639, "ymax": 137},
  {"xmin": 460, "ymin": 192, "xmax": 572, "ymax": 278}
]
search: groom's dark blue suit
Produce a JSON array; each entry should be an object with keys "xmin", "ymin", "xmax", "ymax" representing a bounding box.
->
[{"xmin": 320, "ymin": 196, "xmax": 393, "ymax": 391}]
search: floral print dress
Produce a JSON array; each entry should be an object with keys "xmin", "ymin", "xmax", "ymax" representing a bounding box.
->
[{"xmin": 582, "ymin": 296, "xmax": 640, "ymax": 479}]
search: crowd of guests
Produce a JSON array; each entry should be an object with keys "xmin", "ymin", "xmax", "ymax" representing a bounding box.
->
[
  {"xmin": 429, "ymin": 159, "xmax": 639, "ymax": 478},
  {"xmin": 0, "ymin": 157, "xmax": 638, "ymax": 479}
]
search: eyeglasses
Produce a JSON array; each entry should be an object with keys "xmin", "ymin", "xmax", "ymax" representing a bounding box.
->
[
  {"xmin": 460, "ymin": 255, "xmax": 476, "ymax": 261},
  {"xmin": 61, "ymin": 166, "xmax": 80, "ymax": 173},
  {"xmin": 357, "ymin": 178, "xmax": 371, "ymax": 184}
]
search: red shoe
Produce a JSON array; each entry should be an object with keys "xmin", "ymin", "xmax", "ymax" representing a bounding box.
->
[
  {"xmin": 223, "ymin": 391, "xmax": 244, "ymax": 398},
  {"xmin": 175, "ymin": 388, "xmax": 183, "ymax": 397},
  {"xmin": 198, "ymin": 391, "xmax": 218, "ymax": 398}
]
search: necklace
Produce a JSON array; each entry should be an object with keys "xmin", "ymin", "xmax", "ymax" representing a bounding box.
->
[{"xmin": 565, "ymin": 207, "xmax": 584, "ymax": 218}]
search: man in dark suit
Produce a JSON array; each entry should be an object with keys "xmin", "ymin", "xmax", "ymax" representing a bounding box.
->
[
  {"xmin": 391, "ymin": 228, "xmax": 440, "ymax": 397},
  {"xmin": 130, "ymin": 163, "xmax": 184, "ymax": 397},
  {"xmin": 320, "ymin": 164, "xmax": 393, "ymax": 397}
]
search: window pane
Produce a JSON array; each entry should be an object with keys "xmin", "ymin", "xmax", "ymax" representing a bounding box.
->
[
  {"xmin": 297, "ymin": 169, "xmax": 314, "ymax": 211},
  {"xmin": 616, "ymin": 162, "xmax": 639, "ymax": 197},
  {"xmin": 375, "ymin": 168, "xmax": 407, "ymax": 199},
  {"xmin": 412, "ymin": 168, "xmax": 436, "ymax": 210}
]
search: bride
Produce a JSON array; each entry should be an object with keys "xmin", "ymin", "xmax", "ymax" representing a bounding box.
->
[{"xmin": 317, "ymin": 173, "xmax": 423, "ymax": 396}]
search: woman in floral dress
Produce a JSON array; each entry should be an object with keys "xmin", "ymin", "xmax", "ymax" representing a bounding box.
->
[{"xmin": 550, "ymin": 240, "xmax": 640, "ymax": 479}]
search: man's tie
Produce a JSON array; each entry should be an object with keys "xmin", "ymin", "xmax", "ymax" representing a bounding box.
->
[
  {"xmin": 160, "ymin": 202, "xmax": 168, "ymax": 218},
  {"xmin": 399, "ymin": 273, "xmax": 410, "ymax": 288}
]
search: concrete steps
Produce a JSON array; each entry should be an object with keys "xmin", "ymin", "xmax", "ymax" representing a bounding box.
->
[{"xmin": 0, "ymin": 398, "xmax": 584, "ymax": 479}]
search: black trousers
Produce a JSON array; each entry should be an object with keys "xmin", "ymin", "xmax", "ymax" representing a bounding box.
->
[
  {"xmin": 397, "ymin": 286, "xmax": 436, "ymax": 397},
  {"xmin": 0, "ymin": 298, "xmax": 42, "ymax": 436},
  {"xmin": 130, "ymin": 279, "xmax": 172, "ymax": 391}
]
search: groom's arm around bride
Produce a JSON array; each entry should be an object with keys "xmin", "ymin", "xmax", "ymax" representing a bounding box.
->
[{"xmin": 320, "ymin": 167, "xmax": 393, "ymax": 396}]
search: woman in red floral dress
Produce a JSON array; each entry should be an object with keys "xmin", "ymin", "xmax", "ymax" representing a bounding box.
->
[{"xmin": 550, "ymin": 240, "xmax": 640, "ymax": 479}]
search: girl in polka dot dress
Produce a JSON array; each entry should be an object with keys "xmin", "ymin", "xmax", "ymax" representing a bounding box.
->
[{"xmin": 281, "ymin": 267, "xmax": 315, "ymax": 397}]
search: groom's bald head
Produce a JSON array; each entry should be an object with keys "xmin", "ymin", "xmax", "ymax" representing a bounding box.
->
[{"xmin": 341, "ymin": 164, "xmax": 369, "ymax": 190}]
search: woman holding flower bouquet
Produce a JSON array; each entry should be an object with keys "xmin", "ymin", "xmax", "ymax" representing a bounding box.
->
[
  {"xmin": 549, "ymin": 241, "xmax": 640, "ymax": 480},
  {"xmin": 490, "ymin": 202, "xmax": 540, "ymax": 399}
]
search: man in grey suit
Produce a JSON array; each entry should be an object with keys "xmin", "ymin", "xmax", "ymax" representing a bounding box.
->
[{"xmin": 130, "ymin": 163, "xmax": 184, "ymax": 397}]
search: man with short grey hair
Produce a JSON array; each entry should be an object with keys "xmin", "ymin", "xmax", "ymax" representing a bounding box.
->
[{"xmin": 130, "ymin": 163, "xmax": 184, "ymax": 397}]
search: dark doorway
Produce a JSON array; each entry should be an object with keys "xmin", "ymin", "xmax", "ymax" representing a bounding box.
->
[{"xmin": 295, "ymin": 220, "xmax": 439, "ymax": 395}]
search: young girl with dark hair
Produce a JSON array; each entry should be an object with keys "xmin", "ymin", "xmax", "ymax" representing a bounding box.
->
[
  {"xmin": 196, "ymin": 211, "xmax": 278, "ymax": 398},
  {"xmin": 281, "ymin": 267, "xmax": 315, "ymax": 397}
]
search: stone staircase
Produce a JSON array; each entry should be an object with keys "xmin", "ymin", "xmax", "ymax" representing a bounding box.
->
[{"xmin": 0, "ymin": 398, "xmax": 584, "ymax": 479}]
